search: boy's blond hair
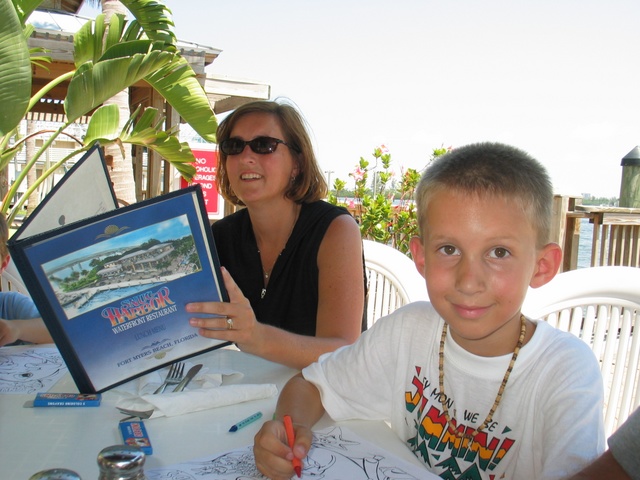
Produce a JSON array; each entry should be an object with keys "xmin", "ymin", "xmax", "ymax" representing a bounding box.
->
[{"xmin": 415, "ymin": 142, "xmax": 553, "ymax": 247}]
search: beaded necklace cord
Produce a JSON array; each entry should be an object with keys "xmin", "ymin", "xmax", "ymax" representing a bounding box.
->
[{"xmin": 438, "ymin": 314, "xmax": 527, "ymax": 442}]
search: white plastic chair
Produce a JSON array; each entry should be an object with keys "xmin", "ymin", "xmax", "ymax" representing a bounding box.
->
[
  {"xmin": 363, "ymin": 239, "xmax": 429, "ymax": 329},
  {"xmin": 0, "ymin": 260, "xmax": 29, "ymax": 295},
  {"xmin": 522, "ymin": 266, "xmax": 640, "ymax": 436}
]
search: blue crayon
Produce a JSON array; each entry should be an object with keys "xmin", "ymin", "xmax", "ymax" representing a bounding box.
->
[{"xmin": 229, "ymin": 411, "xmax": 263, "ymax": 432}]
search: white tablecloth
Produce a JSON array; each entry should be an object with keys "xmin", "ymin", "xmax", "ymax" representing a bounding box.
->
[{"xmin": 0, "ymin": 345, "xmax": 426, "ymax": 479}]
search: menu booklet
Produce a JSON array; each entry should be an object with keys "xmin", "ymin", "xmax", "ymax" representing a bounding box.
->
[{"xmin": 8, "ymin": 145, "xmax": 229, "ymax": 393}]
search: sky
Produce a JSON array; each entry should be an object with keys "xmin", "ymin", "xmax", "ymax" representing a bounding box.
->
[{"xmin": 83, "ymin": 0, "xmax": 640, "ymax": 198}]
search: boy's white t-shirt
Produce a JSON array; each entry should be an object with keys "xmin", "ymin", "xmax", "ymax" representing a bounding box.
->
[{"xmin": 303, "ymin": 301, "xmax": 605, "ymax": 480}]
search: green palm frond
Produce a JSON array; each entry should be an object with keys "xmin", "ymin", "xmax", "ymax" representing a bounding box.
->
[
  {"xmin": 11, "ymin": 0, "xmax": 41, "ymax": 24},
  {"xmin": 65, "ymin": 44, "xmax": 176, "ymax": 122},
  {"xmin": 121, "ymin": 0, "xmax": 176, "ymax": 45},
  {"xmin": 1, "ymin": 0, "xmax": 214, "ymax": 214},
  {"xmin": 121, "ymin": 106, "xmax": 196, "ymax": 179},
  {"xmin": 0, "ymin": 0, "xmax": 31, "ymax": 137},
  {"xmin": 84, "ymin": 104, "xmax": 121, "ymax": 143},
  {"xmin": 145, "ymin": 56, "xmax": 217, "ymax": 142},
  {"xmin": 84, "ymin": 105, "xmax": 196, "ymax": 180}
]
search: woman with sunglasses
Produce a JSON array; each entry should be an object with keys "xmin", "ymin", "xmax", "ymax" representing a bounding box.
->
[{"xmin": 187, "ymin": 100, "xmax": 366, "ymax": 369}]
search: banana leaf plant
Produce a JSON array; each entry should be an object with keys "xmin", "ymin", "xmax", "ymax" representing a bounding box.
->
[{"xmin": 0, "ymin": 0, "xmax": 217, "ymax": 224}]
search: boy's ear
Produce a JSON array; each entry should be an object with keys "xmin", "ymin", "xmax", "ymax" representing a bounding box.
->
[
  {"xmin": 409, "ymin": 236, "xmax": 426, "ymax": 279},
  {"xmin": 530, "ymin": 242, "xmax": 563, "ymax": 288}
]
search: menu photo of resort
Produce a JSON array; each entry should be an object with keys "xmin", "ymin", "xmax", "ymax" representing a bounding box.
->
[{"xmin": 42, "ymin": 214, "xmax": 202, "ymax": 320}]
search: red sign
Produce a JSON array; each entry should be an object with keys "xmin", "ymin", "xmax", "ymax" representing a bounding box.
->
[{"xmin": 181, "ymin": 147, "xmax": 222, "ymax": 217}]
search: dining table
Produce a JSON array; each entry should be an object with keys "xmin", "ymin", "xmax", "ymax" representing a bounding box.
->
[{"xmin": 1, "ymin": 344, "xmax": 427, "ymax": 479}]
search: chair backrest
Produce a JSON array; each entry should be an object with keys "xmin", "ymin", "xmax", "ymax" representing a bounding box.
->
[
  {"xmin": 363, "ymin": 240, "xmax": 429, "ymax": 329},
  {"xmin": 522, "ymin": 266, "xmax": 640, "ymax": 436},
  {"xmin": 0, "ymin": 260, "xmax": 29, "ymax": 295}
]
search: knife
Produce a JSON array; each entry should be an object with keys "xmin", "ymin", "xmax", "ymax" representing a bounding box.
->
[{"xmin": 172, "ymin": 364, "xmax": 203, "ymax": 392}]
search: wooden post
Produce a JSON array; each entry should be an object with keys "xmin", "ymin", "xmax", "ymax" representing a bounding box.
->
[
  {"xmin": 552, "ymin": 194, "xmax": 583, "ymax": 272},
  {"xmin": 146, "ymin": 89, "xmax": 165, "ymax": 199},
  {"xmin": 620, "ymin": 146, "xmax": 640, "ymax": 208}
]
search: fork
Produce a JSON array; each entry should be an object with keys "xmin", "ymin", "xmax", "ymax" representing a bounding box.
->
[
  {"xmin": 153, "ymin": 362, "xmax": 185, "ymax": 394},
  {"xmin": 118, "ymin": 407, "xmax": 154, "ymax": 423}
]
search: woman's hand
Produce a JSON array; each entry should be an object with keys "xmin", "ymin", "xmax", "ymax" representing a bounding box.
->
[
  {"xmin": 186, "ymin": 267, "xmax": 265, "ymax": 354},
  {"xmin": 254, "ymin": 419, "xmax": 312, "ymax": 480}
]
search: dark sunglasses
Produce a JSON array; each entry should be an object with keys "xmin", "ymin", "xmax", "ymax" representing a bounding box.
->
[{"xmin": 219, "ymin": 136, "xmax": 298, "ymax": 155}]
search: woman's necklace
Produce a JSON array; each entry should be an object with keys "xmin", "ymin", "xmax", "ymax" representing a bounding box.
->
[
  {"xmin": 438, "ymin": 314, "xmax": 527, "ymax": 443},
  {"xmin": 258, "ymin": 207, "xmax": 300, "ymax": 298}
]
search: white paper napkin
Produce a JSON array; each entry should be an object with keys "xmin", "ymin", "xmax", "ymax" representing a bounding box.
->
[
  {"xmin": 112, "ymin": 362, "xmax": 277, "ymax": 418},
  {"xmin": 112, "ymin": 362, "xmax": 244, "ymax": 396},
  {"xmin": 116, "ymin": 383, "xmax": 278, "ymax": 418}
]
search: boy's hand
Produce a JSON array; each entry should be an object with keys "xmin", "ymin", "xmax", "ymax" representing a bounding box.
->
[{"xmin": 254, "ymin": 419, "xmax": 312, "ymax": 480}]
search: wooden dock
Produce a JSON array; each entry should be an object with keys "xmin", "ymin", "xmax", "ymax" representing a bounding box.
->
[{"xmin": 552, "ymin": 195, "xmax": 640, "ymax": 271}]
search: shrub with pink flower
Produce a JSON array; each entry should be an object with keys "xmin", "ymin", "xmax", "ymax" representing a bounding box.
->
[{"xmin": 329, "ymin": 145, "xmax": 449, "ymax": 255}]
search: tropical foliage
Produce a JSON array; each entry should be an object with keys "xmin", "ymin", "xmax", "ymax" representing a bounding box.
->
[
  {"xmin": 0, "ymin": 0, "xmax": 217, "ymax": 224},
  {"xmin": 329, "ymin": 145, "xmax": 449, "ymax": 255}
]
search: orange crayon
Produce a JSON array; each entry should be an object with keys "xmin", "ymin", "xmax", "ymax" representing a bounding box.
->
[{"xmin": 283, "ymin": 415, "xmax": 302, "ymax": 478}]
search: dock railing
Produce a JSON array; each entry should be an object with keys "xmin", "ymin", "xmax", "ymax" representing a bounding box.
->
[{"xmin": 553, "ymin": 195, "xmax": 640, "ymax": 272}]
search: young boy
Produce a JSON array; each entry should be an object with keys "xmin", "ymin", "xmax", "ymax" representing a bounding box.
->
[
  {"xmin": 0, "ymin": 215, "xmax": 52, "ymax": 346},
  {"xmin": 253, "ymin": 142, "xmax": 605, "ymax": 480}
]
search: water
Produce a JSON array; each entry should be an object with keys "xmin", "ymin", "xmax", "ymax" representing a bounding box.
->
[
  {"xmin": 60, "ymin": 281, "xmax": 165, "ymax": 319},
  {"xmin": 75, "ymin": 282, "xmax": 164, "ymax": 315},
  {"xmin": 577, "ymin": 218, "xmax": 594, "ymax": 269}
]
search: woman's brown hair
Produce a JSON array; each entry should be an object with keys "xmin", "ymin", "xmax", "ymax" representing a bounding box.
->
[{"xmin": 216, "ymin": 100, "xmax": 328, "ymax": 206}]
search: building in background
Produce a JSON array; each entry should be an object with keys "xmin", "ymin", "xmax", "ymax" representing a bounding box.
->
[{"xmin": 5, "ymin": 1, "xmax": 268, "ymax": 215}]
